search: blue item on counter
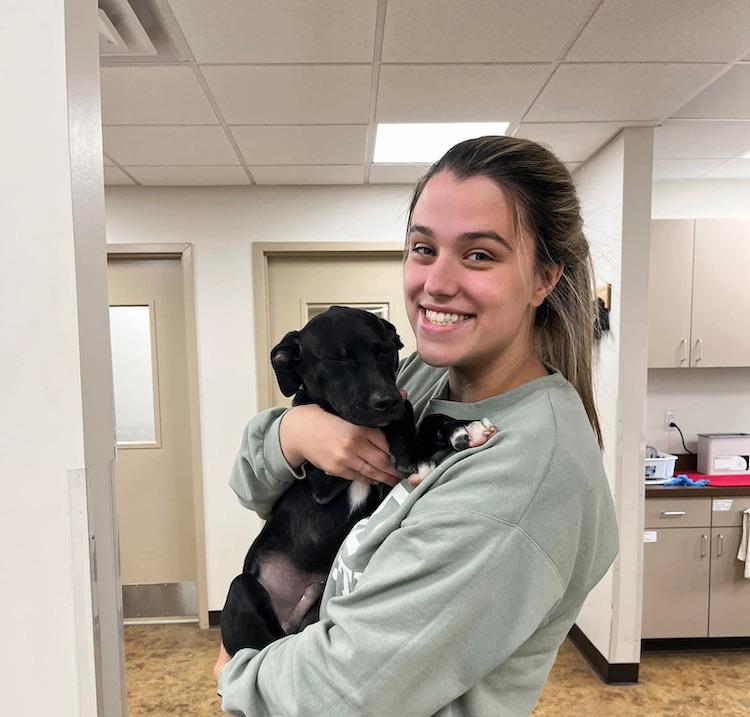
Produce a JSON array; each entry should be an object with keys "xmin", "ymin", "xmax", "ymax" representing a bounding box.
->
[{"xmin": 663, "ymin": 473, "xmax": 710, "ymax": 487}]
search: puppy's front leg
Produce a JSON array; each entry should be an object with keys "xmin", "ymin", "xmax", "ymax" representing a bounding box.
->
[{"xmin": 383, "ymin": 399, "xmax": 420, "ymax": 478}]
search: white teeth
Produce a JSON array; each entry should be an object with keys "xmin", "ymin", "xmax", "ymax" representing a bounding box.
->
[{"xmin": 424, "ymin": 308, "xmax": 470, "ymax": 325}]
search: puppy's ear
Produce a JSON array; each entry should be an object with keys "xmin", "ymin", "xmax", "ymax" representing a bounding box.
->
[
  {"xmin": 379, "ymin": 318, "xmax": 404, "ymax": 350},
  {"xmin": 270, "ymin": 330, "xmax": 302, "ymax": 397}
]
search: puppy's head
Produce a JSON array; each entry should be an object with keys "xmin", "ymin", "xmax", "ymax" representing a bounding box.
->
[{"xmin": 270, "ymin": 306, "xmax": 405, "ymax": 426}]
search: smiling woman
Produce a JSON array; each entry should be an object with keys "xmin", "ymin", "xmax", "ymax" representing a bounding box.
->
[{"xmin": 218, "ymin": 136, "xmax": 618, "ymax": 717}]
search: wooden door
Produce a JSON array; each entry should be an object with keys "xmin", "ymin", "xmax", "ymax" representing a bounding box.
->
[
  {"xmin": 691, "ymin": 219, "xmax": 750, "ymax": 367},
  {"xmin": 647, "ymin": 220, "xmax": 694, "ymax": 368},
  {"xmin": 642, "ymin": 528, "xmax": 710, "ymax": 638},
  {"xmin": 108, "ymin": 257, "xmax": 198, "ymax": 619},
  {"xmin": 708, "ymin": 526, "xmax": 750, "ymax": 637}
]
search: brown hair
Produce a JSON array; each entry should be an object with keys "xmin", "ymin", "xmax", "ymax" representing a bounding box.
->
[{"xmin": 405, "ymin": 135, "xmax": 603, "ymax": 449}]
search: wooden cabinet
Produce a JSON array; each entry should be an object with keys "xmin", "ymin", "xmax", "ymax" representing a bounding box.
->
[
  {"xmin": 642, "ymin": 494, "xmax": 750, "ymax": 639},
  {"xmin": 648, "ymin": 218, "xmax": 750, "ymax": 368}
]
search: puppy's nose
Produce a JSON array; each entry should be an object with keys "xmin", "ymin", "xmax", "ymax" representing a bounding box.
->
[{"xmin": 370, "ymin": 394, "xmax": 401, "ymax": 413}]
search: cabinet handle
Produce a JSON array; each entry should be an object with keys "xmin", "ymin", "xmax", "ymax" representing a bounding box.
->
[
  {"xmin": 680, "ymin": 338, "xmax": 687, "ymax": 364},
  {"xmin": 660, "ymin": 511, "xmax": 686, "ymax": 517},
  {"xmin": 695, "ymin": 338, "xmax": 702, "ymax": 363},
  {"xmin": 717, "ymin": 533, "xmax": 724, "ymax": 558},
  {"xmin": 701, "ymin": 534, "xmax": 708, "ymax": 558}
]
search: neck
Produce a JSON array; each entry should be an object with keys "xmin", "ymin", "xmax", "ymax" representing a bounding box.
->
[{"xmin": 447, "ymin": 348, "xmax": 548, "ymax": 403}]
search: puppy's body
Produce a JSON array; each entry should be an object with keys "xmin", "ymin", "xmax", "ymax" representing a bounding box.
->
[{"xmin": 221, "ymin": 307, "xmax": 492, "ymax": 655}]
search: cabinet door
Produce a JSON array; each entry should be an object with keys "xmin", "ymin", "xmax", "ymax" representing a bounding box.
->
[
  {"xmin": 708, "ymin": 527, "xmax": 750, "ymax": 637},
  {"xmin": 691, "ymin": 219, "xmax": 750, "ymax": 367},
  {"xmin": 642, "ymin": 528, "xmax": 709, "ymax": 638},
  {"xmin": 648, "ymin": 220, "xmax": 694, "ymax": 368}
]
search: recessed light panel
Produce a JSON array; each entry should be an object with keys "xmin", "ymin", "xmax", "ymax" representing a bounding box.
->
[{"xmin": 373, "ymin": 123, "xmax": 509, "ymax": 163}]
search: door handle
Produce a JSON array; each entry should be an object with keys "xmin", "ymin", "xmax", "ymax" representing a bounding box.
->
[
  {"xmin": 717, "ymin": 533, "xmax": 724, "ymax": 558},
  {"xmin": 680, "ymin": 338, "xmax": 687, "ymax": 364},
  {"xmin": 660, "ymin": 511, "xmax": 686, "ymax": 517},
  {"xmin": 701, "ymin": 534, "xmax": 707, "ymax": 558},
  {"xmin": 695, "ymin": 338, "xmax": 702, "ymax": 363}
]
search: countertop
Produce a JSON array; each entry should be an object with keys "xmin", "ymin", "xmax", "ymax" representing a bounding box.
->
[{"xmin": 646, "ymin": 485, "xmax": 750, "ymax": 498}]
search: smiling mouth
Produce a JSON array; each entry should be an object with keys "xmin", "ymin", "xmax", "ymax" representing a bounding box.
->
[{"xmin": 421, "ymin": 307, "xmax": 474, "ymax": 327}]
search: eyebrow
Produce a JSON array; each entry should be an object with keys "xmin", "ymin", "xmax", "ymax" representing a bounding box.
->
[{"xmin": 408, "ymin": 224, "xmax": 513, "ymax": 253}]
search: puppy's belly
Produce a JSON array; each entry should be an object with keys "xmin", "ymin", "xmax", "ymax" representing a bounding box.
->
[{"xmin": 258, "ymin": 553, "xmax": 325, "ymax": 628}]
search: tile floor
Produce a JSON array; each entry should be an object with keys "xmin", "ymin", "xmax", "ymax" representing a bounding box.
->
[{"xmin": 124, "ymin": 624, "xmax": 750, "ymax": 716}]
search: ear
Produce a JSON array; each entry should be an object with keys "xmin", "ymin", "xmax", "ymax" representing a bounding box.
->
[
  {"xmin": 270, "ymin": 330, "xmax": 302, "ymax": 397},
  {"xmin": 531, "ymin": 263, "xmax": 564, "ymax": 308},
  {"xmin": 379, "ymin": 318, "xmax": 404, "ymax": 351}
]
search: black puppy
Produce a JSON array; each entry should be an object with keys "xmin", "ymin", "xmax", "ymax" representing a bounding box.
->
[{"xmin": 221, "ymin": 306, "xmax": 493, "ymax": 655}]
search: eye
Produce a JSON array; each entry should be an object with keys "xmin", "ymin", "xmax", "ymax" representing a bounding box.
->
[
  {"xmin": 467, "ymin": 251, "xmax": 493, "ymax": 262},
  {"xmin": 410, "ymin": 243, "xmax": 435, "ymax": 257}
]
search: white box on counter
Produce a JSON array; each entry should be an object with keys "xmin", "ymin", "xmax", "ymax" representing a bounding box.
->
[{"xmin": 697, "ymin": 433, "xmax": 750, "ymax": 475}]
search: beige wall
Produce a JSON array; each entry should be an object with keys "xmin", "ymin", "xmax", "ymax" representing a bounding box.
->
[
  {"xmin": 573, "ymin": 128, "xmax": 654, "ymax": 665},
  {"xmin": 104, "ymin": 185, "xmax": 414, "ymax": 609}
]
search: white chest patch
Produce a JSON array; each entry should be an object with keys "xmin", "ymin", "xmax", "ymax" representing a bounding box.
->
[{"xmin": 347, "ymin": 481, "xmax": 370, "ymax": 513}]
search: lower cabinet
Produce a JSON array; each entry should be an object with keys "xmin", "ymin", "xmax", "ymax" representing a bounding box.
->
[{"xmin": 642, "ymin": 495, "xmax": 750, "ymax": 639}]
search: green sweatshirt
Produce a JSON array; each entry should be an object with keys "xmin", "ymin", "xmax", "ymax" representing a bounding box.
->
[{"xmin": 219, "ymin": 353, "xmax": 619, "ymax": 716}]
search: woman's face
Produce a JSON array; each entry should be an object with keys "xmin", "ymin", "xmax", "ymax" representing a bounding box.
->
[{"xmin": 404, "ymin": 170, "xmax": 550, "ymax": 373}]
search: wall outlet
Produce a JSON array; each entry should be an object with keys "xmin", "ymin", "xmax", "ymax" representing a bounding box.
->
[{"xmin": 664, "ymin": 411, "xmax": 677, "ymax": 431}]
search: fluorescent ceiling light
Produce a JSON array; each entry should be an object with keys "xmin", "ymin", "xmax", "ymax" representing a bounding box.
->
[
  {"xmin": 743, "ymin": 150, "xmax": 750, "ymax": 159},
  {"xmin": 373, "ymin": 123, "xmax": 510, "ymax": 163}
]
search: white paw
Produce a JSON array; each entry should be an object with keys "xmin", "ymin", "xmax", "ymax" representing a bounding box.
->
[
  {"xmin": 408, "ymin": 460, "xmax": 435, "ymax": 487},
  {"xmin": 451, "ymin": 419, "xmax": 498, "ymax": 450}
]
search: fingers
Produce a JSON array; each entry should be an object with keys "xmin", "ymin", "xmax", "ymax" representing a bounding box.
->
[{"xmin": 351, "ymin": 452, "xmax": 400, "ymax": 487}]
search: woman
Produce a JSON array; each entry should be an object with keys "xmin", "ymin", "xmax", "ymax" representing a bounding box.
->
[{"xmin": 215, "ymin": 136, "xmax": 619, "ymax": 716}]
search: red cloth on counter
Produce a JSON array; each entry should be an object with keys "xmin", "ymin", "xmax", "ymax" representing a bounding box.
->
[{"xmin": 681, "ymin": 471, "xmax": 750, "ymax": 487}]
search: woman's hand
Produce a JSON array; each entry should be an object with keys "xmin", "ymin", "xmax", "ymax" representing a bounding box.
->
[
  {"xmin": 279, "ymin": 403, "xmax": 403, "ymax": 488},
  {"xmin": 213, "ymin": 642, "xmax": 231, "ymax": 682}
]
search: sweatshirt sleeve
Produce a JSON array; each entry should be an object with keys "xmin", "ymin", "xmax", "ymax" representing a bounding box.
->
[
  {"xmin": 218, "ymin": 494, "xmax": 565, "ymax": 715},
  {"xmin": 228, "ymin": 408, "xmax": 306, "ymax": 518}
]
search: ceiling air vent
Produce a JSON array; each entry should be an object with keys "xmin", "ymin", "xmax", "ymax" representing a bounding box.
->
[
  {"xmin": 99, "ymin": 0, "xmax": 187, "ymax": 64},
  {"xmin": 99, "ymin": 0, "xmax": 157, "ymax": 57}
]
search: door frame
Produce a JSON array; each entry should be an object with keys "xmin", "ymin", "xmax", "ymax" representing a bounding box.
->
[
  {"xmin": 252, "ymin": 242, "xmax": 405, "ymax": 411},
  {"xmin": 107, "ymin": 243, "xmax": 209, "ymax": 629}
]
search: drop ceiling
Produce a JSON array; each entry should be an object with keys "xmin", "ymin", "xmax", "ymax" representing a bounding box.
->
[{"xmin": 100, "ymin": 0, "xmax": 750, "ymax": 186}]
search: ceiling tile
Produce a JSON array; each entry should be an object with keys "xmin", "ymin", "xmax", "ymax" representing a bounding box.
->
[
  {"xmin": 168, "ymin": 0, "xmax": 378, "ymax": 62},
  {"xmin": 231, "ymin": 125, "xmax": 367, "ymax": 165},
  {"xmin": 104, "ymin": 166, "xmax": 135, "ymax": 185},
  {"xmin": 382, "ymin": 0, "xmax": 599, "ymax": 62},
  {"xmin": 525, "ymin": 64, "xmax": 725, "ymax": 122},
  {"xmin": 653, "ymin": 121, "xmax": 750, "ymax": 159},
  {"xmin": 704, "ymin": 158, "xmax": 750, "ymax": 179},
  {"xmin": 369, "ymin": 164, "xmax": 430, "ymax": 184},
  {"xmin": 568, "ymin": 0, "xmax": 750, "ymax": 62},
  {"xmin": 126, "ymin": 166, "xmax": 249, "ymax": 186},
  {"xmin": 513, "ymin": 122, "xmax": 625, "ymax": 162},
  {"xmin": 652, "ymin": 159, "xmax": 728, "ymax": 180},
  {"xmin": 376, "ymin": 65, "xmax": 550, "ymax": 123},
  {"xmin": 673, "ymin": 66, "xmax": 750, "ymax": 120},
  {"xmin": 250, "ymin": 165, "xmax": 365, "ymax": 185},
  {"xmin": 100, "ymin": 66, "xmax": 217, "ymax": 125},
  {"xmin": 202, "ymin": 65, "xmax": 371, "ymax": 125},
  {"xmin": 103, "ymin": 126, "xmax": 238, "ymax": 165}
]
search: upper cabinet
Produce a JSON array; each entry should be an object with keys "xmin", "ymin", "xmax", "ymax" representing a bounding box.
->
[{"xmin": 648, "ymin": 219, "xmax": 750, "ymax": 368}]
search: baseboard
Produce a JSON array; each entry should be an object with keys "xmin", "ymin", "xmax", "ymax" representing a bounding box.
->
[
  {"xmin": 642, "ymin": 637, "xmax": 750, "ymax": 652},
  {"xmin": 209, "ymin": 610, "xmax": 222, "ymax": 628},
  {"xmin": 567, "ymin": 624, "xmax": 639, "ymax": 684}
]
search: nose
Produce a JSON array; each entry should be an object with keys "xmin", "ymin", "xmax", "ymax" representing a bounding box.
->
[
  {"xmin": 370, "ymin": 394, "xmax": 401, "ymax": 413},
  {"xmin": 423, "ymin": 254, "xmax": 459, "ymax": 299}
]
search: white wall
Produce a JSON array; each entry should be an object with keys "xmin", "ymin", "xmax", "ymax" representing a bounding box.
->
[
  {"xmin": 649, "ymin": 178, "xmax": 750, "ymax": 454},
  {"xmin": 104, "ymin": 185, "xmax": 413, "ymax": 609},
  {"xmin": 652, "ymin": 179, "xmax": 750, "ymax": 219},
  {"xmin": 573, "ymin": 128, "xmax": 654, "ymax": 665},
  {"xmin": 1, "ymin": 1, "xmax": 124, "ymax": 714}
]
